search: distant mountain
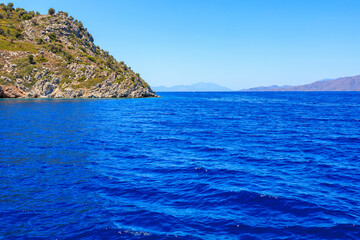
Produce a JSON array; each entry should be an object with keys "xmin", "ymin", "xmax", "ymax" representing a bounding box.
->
[
  {"xmin": 279, "ymin": 75, "xmax": 360, "ymax": 91},
  {"xmin": 153, "ymin": 82, "xmax": 233, "ymax": 92},
  {"xmin": 316, "ymin": 78, "xmax": 334, "ymax": 82},
  {"xmin": 240, "ymin": 75, "xmax": 360, "ymax": 92},
  {"xmin": 240, "ymin": 85, "xmax": 292, "ymax": 91}
]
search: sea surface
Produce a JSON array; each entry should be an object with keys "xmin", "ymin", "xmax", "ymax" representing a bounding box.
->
[{"xmin": 0, "ymin": 92, "xmax": 359, "ymax": 240}]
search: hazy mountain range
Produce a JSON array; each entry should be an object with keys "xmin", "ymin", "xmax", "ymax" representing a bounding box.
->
[
  {"xmin": 153, "ymin": 74, "xmax": 360, "ymax": 93},
  {"xmin": 239, "ymin": 85, "xmax": 292, "ymax": 91},
  {"xmin": 153, "ymin": 82, "xmax": 233, "ymax": 92},
  {"xmin": 240, "ymin": 75, "xmax": 360, "ymax": 91}
]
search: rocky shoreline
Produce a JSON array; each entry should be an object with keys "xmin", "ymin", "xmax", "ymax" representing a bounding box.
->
[{"xmin": 0, "ymin": 83, "xmax": 159, "ymax": 99}]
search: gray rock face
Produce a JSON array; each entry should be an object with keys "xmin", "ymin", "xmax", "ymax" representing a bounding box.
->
[{"xmin": 16, "ymin": 68, "xmax": 157, "ymax": 99}]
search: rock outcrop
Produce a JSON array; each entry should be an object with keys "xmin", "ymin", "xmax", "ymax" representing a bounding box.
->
[
  {"xmin": 0, "ymin": 4, "xmax": 157, "ymax": 98},
  {"xmin": 0, "ymin": 84, "xmax": 25, "ymax": 98}
]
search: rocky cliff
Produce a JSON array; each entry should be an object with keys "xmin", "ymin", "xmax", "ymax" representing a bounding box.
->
[{"xmin": 0, "ymin": 3, "xmax": 157, "ymax": 98}]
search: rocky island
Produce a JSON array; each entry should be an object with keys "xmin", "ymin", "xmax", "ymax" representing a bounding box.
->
[{"xmin": 0, "ymin": 3, "xmax": 157, "ymax": 98}]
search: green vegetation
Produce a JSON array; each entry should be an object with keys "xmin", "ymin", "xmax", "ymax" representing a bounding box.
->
[
  {"xmin": 0, "ymin": 3, "xmax": 36, "ymax": 22},
  {"xmin": 0, "ymin": 39, "xmax": 37, "ymax": 52},
  {"xmin": 34, "ymin": 56, "xmax": 48, "ymax": 63},
  {"xmin": 58, "ymin": 66, "xmax": 78, "ymax": 89},
  {"xmin": 83, "ymin": 77, "xmax": 103, "ymax": 88},
  {"xmin": 59, "ymin": 77, "xmax": 72, "ymax": 88},
  {"xmin": 78, "ymin": 21, "xmax": 84, "ymax": 30},
  {"xmin": 105, "ymin": 59, "xmax": 115, "ymax": 70},
  {"xmin": 0, "ymin": 72, "xmax": 15, "ymax": 85},
  {"xmin": 12, "ymin": 57, "xmax": 36, "ymax": 77},
  {"xmin": 77, "ymin": 76, "xmax": 86, "ymax": 82},
  {"xmin": 15, "ymin": 31, "xmax": 23, "ymax": 39},
  {"xmin": 21, "ymin": 12, "xmax": 34, "ymax": 20},
  {"xmin": 63, "ymin": 51, "xmax": 74, "ymax": 63},
  {"xmin": 70, "ymin": 76, "xmax": 104, "ymax": 89},
  {"xmin": 28, "ymin": 54, "xmax": 35, "ymax": 64},
  {"xmin": 46, "ymin": 43, "xmax": 63, "ymax": 54},
  {"xmin": 87, "ymin": 55, "xmax": 96, "ymax": 62},
  {"xmin": 58, "ymin": 67, "xmax": 75, "ymax": 79},
  {"xmin": 48, "ymin": 33, "xmax": 56, "ymax": 42},
  {"xmin": 0, "ymin": 78, "xmax": 10, "ymax": 85},
  {"xmin": 48, "ymin": 8, "xmax": 55, "ymax": 16},
  {"xmin": 81, "ymin": 53, "xmax": 96, "ymax": 62},
  {"xmin": 116, "ymin": 76, "xmax": 125, "ymax": 84},
  {"xmin": 35, "ymin": 37, "xmax": 44, "ymax": 45},
  {"xmin": 79, "ymin": 46, "xmax": 86, "ymax": 53}
]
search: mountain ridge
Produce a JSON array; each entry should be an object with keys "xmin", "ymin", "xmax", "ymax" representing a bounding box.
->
[
  {"xmin": 153, "ymin": 82, "xmax": 233, "ymax": 92},
  {"xmin": 240, "ymin": 75, "xmax": 360, "ymax": 91},
  {"xmin": 239, "ymin": 85, "xmax": 292, "ymax": 91},
  {"xmin": 0, "ymin": 3, "xmax": 157, "ymax": 98}
]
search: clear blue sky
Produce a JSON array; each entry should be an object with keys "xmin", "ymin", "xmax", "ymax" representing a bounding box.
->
[{"xmin": 5, "ymin": 0, "xmax": 360, "ymax": 89}]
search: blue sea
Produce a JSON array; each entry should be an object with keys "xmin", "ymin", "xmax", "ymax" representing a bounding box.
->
[{"xmin": 0, "ymin": 92, "xmax": 359, "ymax": 240}]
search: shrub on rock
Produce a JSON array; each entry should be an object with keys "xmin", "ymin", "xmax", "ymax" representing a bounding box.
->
[{"xmin": 48, "ymin": 8, "xmax": 55, "ymax": 15}]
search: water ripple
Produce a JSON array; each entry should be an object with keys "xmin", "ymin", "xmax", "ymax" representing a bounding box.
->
[{"xmin": 0, "ymin": 92, "xmax": 359, "ymax": 239}]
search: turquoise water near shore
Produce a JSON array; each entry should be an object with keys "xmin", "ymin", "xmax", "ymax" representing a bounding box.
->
[{"xmin": 0, "ymin": 92, "xmax": 359, "ymax": 239}]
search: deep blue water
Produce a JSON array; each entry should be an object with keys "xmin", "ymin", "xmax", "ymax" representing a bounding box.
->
[{"xmin": 0, "ymin": 92, "xmax": 359, "ymax": 240}]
